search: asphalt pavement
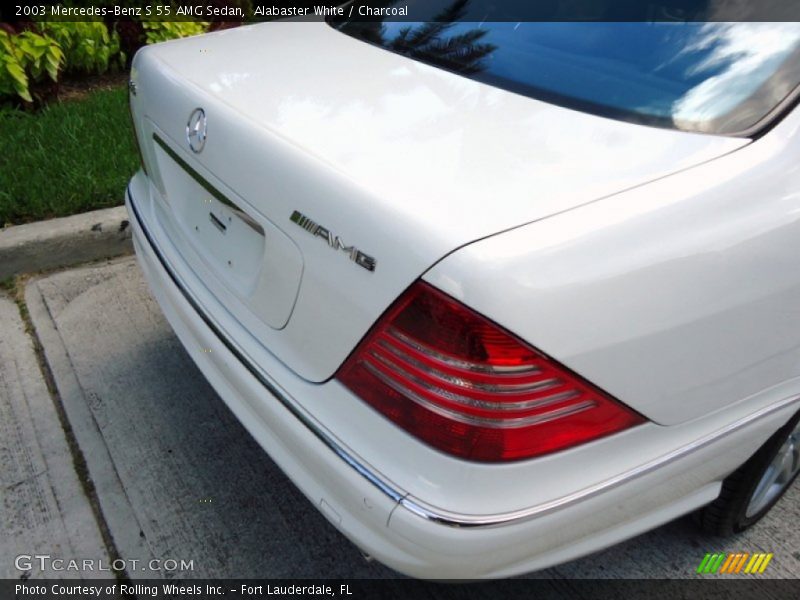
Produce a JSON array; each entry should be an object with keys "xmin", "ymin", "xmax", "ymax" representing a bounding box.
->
[{"xmin": 3, "ymin": 256, "xmax": 799, "ymax": 583}]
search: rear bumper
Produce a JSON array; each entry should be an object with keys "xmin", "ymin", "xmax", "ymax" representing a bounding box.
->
[{"xmin": 126, "ymin": 171, "xmax": 799, "ymax": 579}]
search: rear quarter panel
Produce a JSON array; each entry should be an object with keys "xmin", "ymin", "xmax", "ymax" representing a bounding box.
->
[{"xmin": 425, "ymin": 105, "xmax": 800, "ymax": 426}]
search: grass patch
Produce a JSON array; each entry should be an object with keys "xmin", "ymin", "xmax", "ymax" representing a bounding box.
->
[{"xmin": 0, "ymin": 85, "xmax": 138, "ymax": 227}]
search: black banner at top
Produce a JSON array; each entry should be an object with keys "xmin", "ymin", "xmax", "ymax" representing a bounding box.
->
[{"xmin": 3, "ymin": 0, "xmax": 800, "ymax": 22}]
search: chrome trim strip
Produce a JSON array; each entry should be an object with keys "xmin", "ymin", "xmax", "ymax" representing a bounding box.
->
[
  {"xmin": 128, "ymin": 183, "xmax": 800, "ymax": 530},
  {"xmin": 399, "ymin": 393, "xmax": 800, "ymax": 527},
  {"xmin": 152, "ymin": 133, "xmax": 265, "ymax": 236},
  {"xmin": 127, "ymin": 185, "xmax": 403, "ymax": 505}
]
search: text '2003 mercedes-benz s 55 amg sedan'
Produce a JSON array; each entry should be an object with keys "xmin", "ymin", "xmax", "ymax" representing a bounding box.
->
[{"xmin": 125, "ymin": 3, "xmax": 800, "ymax": 579}]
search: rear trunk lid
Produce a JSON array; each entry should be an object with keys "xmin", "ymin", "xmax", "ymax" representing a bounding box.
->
[{"xmin": 129, "ymin": 21, "xmax": 747, "ymax": 382}]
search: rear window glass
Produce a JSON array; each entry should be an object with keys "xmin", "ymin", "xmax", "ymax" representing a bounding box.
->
[{"xmin": 331, "ymin": 2, "xmax": 800, "ymax": 135}]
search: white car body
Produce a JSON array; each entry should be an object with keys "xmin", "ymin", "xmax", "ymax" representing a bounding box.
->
[{"xmin": 126, "ymin": 21, "xmax": 800, "ymax": 578}]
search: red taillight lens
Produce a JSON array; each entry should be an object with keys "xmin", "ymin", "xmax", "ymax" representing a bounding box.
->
[{"xmin": 336, "ymin": 282, "xmax": 645, "ymax": 462}]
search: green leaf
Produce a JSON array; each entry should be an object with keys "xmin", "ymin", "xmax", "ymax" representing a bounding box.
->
[
  {"xmin": 6, "ymin": 61, "xmax": 28, "ymax": 85},
  {"xmin": 45, "ymin": 55, "xmax": 59, "ymax": 81},
  {"xmin": 26, "ymin": 45, "xmax": 46, "ymax": 60},
  {"xmin": 12, "ymin": 77, "xmax": 32, "ymax": 102}
]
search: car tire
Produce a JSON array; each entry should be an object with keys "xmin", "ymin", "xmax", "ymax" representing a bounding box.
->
[{"xmin": 695, "ymin": 408, "xmax": 800, "ymax": 536}]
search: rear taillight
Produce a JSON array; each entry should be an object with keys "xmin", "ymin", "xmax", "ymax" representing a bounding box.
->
[{"xmin": 336, "ymin": 282, "xmax": 645, "ymax": 462}]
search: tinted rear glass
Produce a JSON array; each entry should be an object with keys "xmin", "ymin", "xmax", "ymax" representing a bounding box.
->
[{"xmin": 332, "ymin": 2, "xmax": 800, "ymax": 135}]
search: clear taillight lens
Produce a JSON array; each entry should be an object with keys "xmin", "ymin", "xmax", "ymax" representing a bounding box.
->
[{"xmin": 336, "ymin": 282, "xmax": 645, "ymax": 462}]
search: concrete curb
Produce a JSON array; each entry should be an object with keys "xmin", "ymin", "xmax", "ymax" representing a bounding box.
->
[
  {"xmin": 25, "ymin": 270, "xmax": 156, "ymax": 577},
  {"xmin": 0, "ymin": 206, "xmax": 132, "ymax": 279},
  {"xmin": 0, "ymin": 294, "xmax": 111, "ymax": 578}
]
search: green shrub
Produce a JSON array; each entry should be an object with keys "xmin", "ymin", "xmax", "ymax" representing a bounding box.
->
[
  {"xmin": 142, "ymin": 21, "xmax": 209, "ymax": 45},
  {"xmin": 0, "ymin": 30, "xmax": 63, "ymax": 103},
  {"xmin": 38, "ymin": 22, "xmax": 125, "ymax": 75},
  {"xmin": 0, "ymin": 16, "xmax": 209, "ymax": 106}
]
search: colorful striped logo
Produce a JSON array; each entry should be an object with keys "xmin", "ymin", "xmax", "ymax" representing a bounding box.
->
[{"xmin": 697, "ymin": 552, "xmax": 773, "ymax": 574}]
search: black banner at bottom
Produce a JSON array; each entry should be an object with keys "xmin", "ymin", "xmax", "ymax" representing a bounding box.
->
[{"xmin": 4, "ymin": 579, "xmax": 800, "ymax": 600}]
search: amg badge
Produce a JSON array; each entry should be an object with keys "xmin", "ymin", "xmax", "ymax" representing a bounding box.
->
[{"xmin": 290, "ymin": 210, "xmax": 376, "ymax": 272}]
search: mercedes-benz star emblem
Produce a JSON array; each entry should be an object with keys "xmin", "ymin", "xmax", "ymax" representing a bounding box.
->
[{"xmin": 186, "ymin": 108, "xmax": 207, "ymax": 154}]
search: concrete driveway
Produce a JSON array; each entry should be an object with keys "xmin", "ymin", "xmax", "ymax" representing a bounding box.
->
[{"xmin": 4, "ymin": 257, "xmax": 799, "ymax": 583}]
